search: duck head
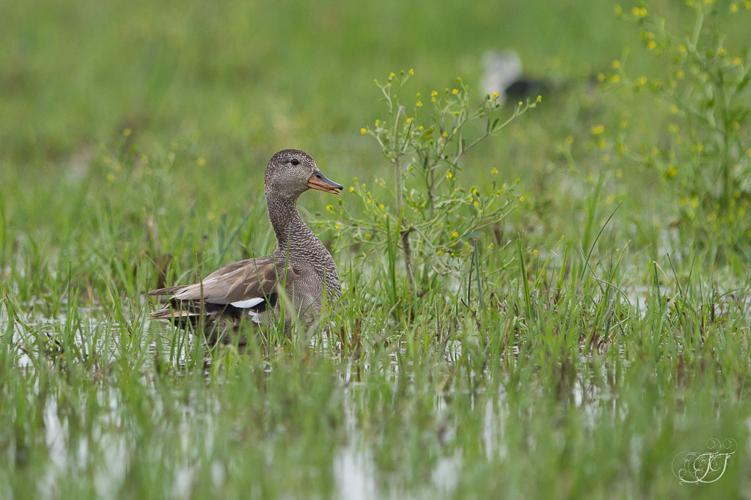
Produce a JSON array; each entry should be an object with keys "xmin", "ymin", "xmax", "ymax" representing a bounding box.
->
[{"xmin": 265, "ymin": 149, "xmax": 343, "ymax": 198}]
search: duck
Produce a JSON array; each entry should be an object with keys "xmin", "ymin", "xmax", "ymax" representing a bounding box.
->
[{"xmin": 149, "ymin": 149, "xmax": 343, "ymax": 342}]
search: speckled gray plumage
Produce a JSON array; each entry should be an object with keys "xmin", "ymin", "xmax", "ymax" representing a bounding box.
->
[
  {"xmin": 266, "ymin": 187, "xmax": 341, "ymax": 305},
  {"xmin": 149, "ymin": 149, "xmax": 342, "ymax": 340}
]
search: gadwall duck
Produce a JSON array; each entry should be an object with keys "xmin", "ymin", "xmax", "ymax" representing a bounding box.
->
[{"xmin": 149, "ymin": 149, "xmax": 342, "ymax": 340}]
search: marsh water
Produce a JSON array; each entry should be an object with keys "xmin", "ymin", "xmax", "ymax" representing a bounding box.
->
[{"xmin": 2, "ymin": 305, "xmax": 668, "ymax": 499}]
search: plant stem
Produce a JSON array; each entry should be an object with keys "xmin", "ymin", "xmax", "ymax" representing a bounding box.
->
[{"xmin": 393, "ymin": 105, "xmax": 405, "ymax": 216}]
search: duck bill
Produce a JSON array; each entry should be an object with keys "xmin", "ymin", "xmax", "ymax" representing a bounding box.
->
[{"xmin": 307, "ymin": 172, "xmax": 343, "ymax": 195}]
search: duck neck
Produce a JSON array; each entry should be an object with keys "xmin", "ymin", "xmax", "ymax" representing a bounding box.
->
[
  {"xmin": 266, "ymin": 193, "xmax": 304, "ymax": 250},
  {"xmin": 265, "ymin": 191, "xmax": 340, "ymax": 298},
  {"xmin": 265, "ymin": 192, "xmax": 327, "ymax": 258}
]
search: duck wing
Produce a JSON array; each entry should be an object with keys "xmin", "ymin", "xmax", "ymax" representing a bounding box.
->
[{"xmin": 149, "ymin": 256, "xmax": 298, "ymax": 320}]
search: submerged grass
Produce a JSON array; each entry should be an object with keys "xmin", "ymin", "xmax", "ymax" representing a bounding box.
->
[{"xmin": 1, "ymin": 0, "xmax": 750, "ymax": 499}]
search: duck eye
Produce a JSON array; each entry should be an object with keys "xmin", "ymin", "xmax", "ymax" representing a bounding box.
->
[{"xmin": 291, "ymin": 158, "xmax": 300, "ymax": 166}]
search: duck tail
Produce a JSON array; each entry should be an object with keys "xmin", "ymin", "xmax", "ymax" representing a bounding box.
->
[
  {"xmin": 148, "ymin": 285, "xmax": 184, "ymax": 297},
  {"xmin": 150, "ymin": 307, "xmax": 201, "ymax": 320}
]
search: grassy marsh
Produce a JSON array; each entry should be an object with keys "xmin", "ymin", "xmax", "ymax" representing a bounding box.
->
[{"xmin": 1, "ymin": 1, "xmax": 750, "ymax": 499}]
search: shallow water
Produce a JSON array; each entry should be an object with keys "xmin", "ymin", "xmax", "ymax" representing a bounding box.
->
[{"xmin": 4, "ymin": 291, "xmax": 750, "ymax": 499}]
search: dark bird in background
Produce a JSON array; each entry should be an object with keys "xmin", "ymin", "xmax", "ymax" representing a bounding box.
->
[{"xmin": 481, "ymin": 49, "xmax": 551, "ymax": 101}]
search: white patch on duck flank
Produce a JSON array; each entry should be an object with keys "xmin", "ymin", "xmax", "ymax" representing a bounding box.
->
[{"xmin": 230, "ymin": 297, "xmax": 265, "ymax": 309}]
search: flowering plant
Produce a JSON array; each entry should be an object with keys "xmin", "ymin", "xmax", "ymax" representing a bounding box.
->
[
  {"xmin": 616, "ymin": 2, "xmax": 751, "ymax": 250},
  {"xmin": 330, "ymin": 70, "xmax": 538, "ymax": 300}
]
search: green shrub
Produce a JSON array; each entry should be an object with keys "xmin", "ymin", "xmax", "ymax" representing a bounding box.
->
[
  {"xmin": 617, "ymin": 1, "xmax": 751, "ymax": 253},
  {"xmin": 334, "ymin": 70, "xmax": 538, "ymax": 300}
]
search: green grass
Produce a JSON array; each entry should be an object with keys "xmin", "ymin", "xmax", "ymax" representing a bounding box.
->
[{"xmin": 1, "ymin": 0, "xmax": 750, "ymax": 498}]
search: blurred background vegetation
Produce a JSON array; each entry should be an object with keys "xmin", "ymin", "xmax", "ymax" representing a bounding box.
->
[
  {"xmin": 1, "ymin": 1, "xmax": 750, "ymax": 498},
  {"xmin": 0, "ymin": 0, "xmax": 704, "ymax": 163},
  {"xmin": 2, "ymin": 0, "xmax": 748, "ymax": 253}
]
